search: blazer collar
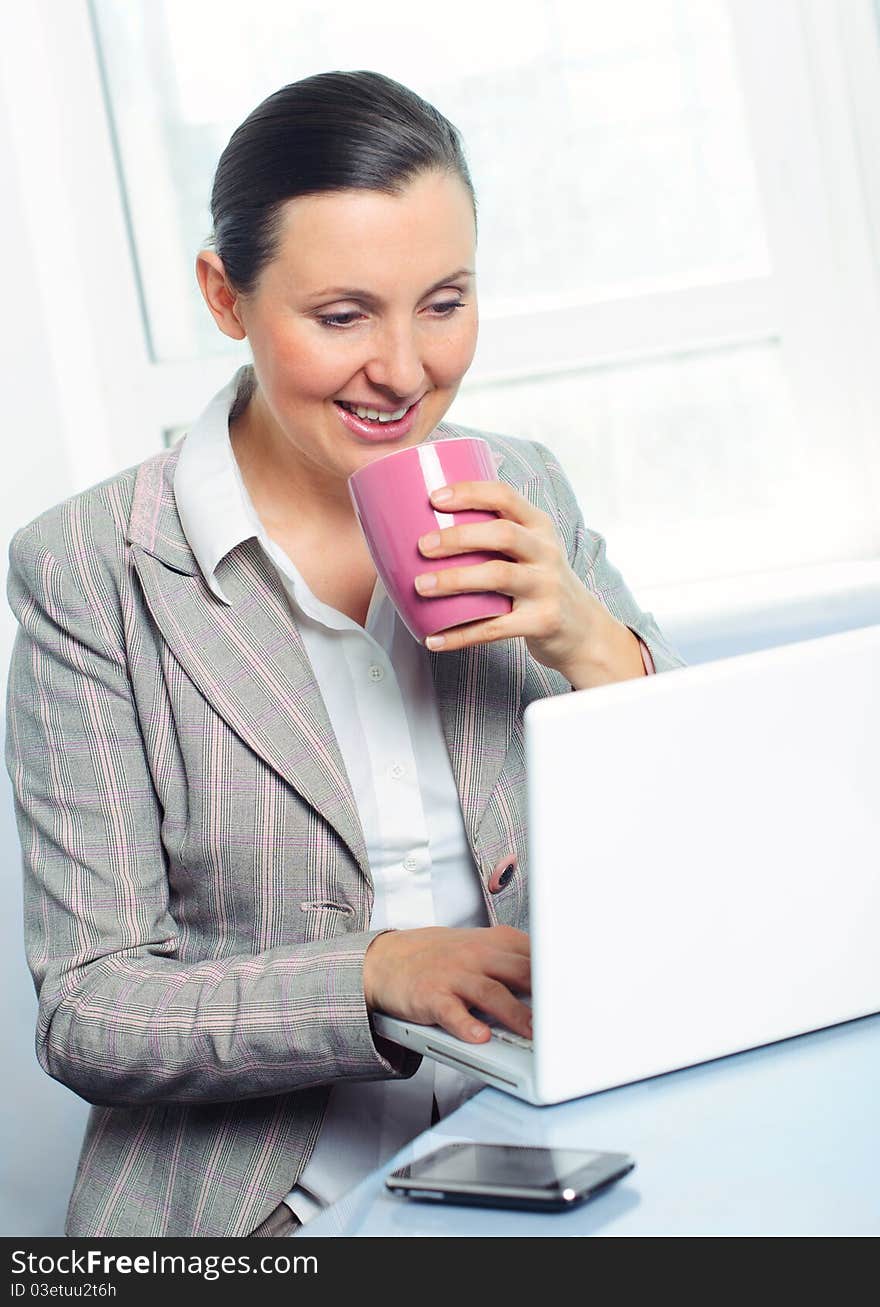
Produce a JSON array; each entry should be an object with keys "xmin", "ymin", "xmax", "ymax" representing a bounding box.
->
[{"xmin": 125, "ymin": 383, "xmax": 524, "ymax": 893}]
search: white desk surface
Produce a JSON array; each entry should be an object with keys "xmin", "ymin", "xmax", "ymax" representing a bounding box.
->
[{"xmin": 295, "ymin": 1013, "xmax": 880, "ymax": 1237}]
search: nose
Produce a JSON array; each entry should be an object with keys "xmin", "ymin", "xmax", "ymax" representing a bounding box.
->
[{"xmin": 362, "ymin": 316, "xmax": 427, "ymax": 403}]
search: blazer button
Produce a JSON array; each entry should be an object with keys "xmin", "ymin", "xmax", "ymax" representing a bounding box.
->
[{"xmin": 488, "ymin": 853, "xmax": 518, "ymax": 893}]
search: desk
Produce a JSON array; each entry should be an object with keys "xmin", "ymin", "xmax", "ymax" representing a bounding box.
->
[{"xmin": 296, "ymin": 1013, "xmax": 880, "ymax": 1237}]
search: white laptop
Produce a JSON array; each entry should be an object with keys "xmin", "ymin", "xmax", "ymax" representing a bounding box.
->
[{"xmin": 372, "ymin": 623, "xmax": 880, "ymax": 1105}]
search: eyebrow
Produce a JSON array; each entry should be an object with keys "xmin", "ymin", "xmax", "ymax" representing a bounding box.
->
[{"xmin": 304, "ymin": 268, "xmax": 475, "ymax": 305}]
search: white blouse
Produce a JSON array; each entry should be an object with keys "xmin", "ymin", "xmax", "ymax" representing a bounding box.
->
[{"xmin": 173, "ymin": 368, "xmax": 486, "ymax": 1229}]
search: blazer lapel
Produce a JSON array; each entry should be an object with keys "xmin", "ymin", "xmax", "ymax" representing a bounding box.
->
[
  {"xmin": 126, "ymin": 427, "xmax": 524, "ymax": 892},
  {"xmin": 427, "ymin": 637, "xmax": 526, "ymax": 851}
]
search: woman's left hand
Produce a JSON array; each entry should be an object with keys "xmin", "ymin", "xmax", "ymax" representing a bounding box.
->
[{"xmin": 414, "ymin": 479, "xmax": 618, "ymax": 682}]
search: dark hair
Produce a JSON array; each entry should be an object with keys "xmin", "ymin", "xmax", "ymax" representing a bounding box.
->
[{"xmin": 207, "ymin": 70, "xmax": 478, "ymax": 301}]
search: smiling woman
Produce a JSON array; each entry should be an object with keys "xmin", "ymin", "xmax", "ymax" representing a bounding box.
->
[
  {"xmin": 197, "ymin": 93, "xmax": 480, "ymax": 524},
  {"xmin": 200, "ymin": 168, "xmax": 480, "ymax": 494},
  {"xmin": 4, "ymin": 69, "xmax": 686, "ymax": 1240}
]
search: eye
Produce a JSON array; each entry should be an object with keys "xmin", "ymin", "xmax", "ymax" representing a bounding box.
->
[
  {"xmin": 426, "ymin": 300, "xmax": 465, "ymax": 316},
  {"xmin": 429, "ymin": 300, "xmax": 467, "ymax": 317},
  {"xmin": 316, "ymin": 300, "xmax": 468, "ymax": 330}
]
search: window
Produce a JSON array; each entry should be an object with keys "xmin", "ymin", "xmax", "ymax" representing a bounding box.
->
[{"xmin": 10, "ymin": 0, "xmax": 880, "ymax": 603}]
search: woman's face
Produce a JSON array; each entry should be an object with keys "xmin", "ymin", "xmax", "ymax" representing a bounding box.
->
[{"xmin": 198, "ymin": 168, "xmax": 478, "ymax": 509}]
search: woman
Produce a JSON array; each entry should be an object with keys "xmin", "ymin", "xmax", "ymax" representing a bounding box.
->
[{"xmin": 4, "ymin": 71, "xmax": 685, "ymax": 1238}]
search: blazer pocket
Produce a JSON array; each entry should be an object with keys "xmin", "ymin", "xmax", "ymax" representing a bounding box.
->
[{"xmin": 299, "ymin": 900, "xmax": 357, "ymax": 943}]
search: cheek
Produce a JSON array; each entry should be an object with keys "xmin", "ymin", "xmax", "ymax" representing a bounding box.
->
[
  {"xmin": 450, "ymin": 320, "xmax": 479, "ymax": 378},
  {"xmin": 260, "ymin": 324, "xmax": 342, "ymax": 400},
  {"xmin": 431, "ymin": 317, "xmax": 479, "ymax": 383}
]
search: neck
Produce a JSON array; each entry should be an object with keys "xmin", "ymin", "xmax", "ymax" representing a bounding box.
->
[{"xmin": 229, "ymin": 380, "xmax": 358, "ymax": 535}]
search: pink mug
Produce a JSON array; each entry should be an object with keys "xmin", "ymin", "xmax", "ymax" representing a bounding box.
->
[{"xmin": 347, "ymin": 436, "xmax": 513, "ymax": 644}]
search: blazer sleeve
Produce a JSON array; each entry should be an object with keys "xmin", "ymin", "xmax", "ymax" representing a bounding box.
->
[
  {"xmin": 532, "ymin": 441, "xmax": 687, "ymax": 675},
  {"xmin": 4, "ymin": 521, "xmax": 420, "ymax": 1109}
]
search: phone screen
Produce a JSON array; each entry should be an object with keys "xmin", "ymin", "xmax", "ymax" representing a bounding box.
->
[{"xmin": 407, "ymin": 1143, "xmax": 626, "ymax": 1191}]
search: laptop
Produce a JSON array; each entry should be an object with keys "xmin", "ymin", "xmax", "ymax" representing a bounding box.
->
[{"xmin": 371, "ymin": 622, "xmax": 880, "ymax": 1105}]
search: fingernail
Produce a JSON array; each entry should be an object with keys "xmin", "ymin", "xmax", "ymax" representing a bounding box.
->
[
  {"xmin": 431, "ymin": 487, "xmax": 453, "ymax": 503},
  {"xmin": 426, "ymin": 634, "xmax": 445, "ymax": 649},
  {"xmin": 470, "ymin": 1023, "xmax": 485, "ymax": 1039}
]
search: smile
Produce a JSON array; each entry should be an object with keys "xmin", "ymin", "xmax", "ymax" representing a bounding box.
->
[
  {"xmin": 336, "ymin": 400, "xmax": 414, "ymax": 423},
  {"xmin": 333, "ymin": 395, "xmax": 424, "ymax": 442}
]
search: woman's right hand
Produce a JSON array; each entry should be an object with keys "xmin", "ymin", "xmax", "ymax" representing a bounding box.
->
[{"xmin": 363, "ymin": 924, "xmax": 532, "ymax": 1044}]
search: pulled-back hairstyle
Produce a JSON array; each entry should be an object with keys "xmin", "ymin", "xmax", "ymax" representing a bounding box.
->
[{"xmin": 206, "ymin": 70, "xmax": 478, "ymax": 303}]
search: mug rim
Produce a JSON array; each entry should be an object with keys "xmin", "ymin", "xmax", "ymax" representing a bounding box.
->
[{"xmin": 347, "ymin": 431, "xmax": 488, "ymax": 481}]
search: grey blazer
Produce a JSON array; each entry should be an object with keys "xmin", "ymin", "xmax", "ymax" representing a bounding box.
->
[{"xmin": 4, "ymin": 416, "xmax": 686, "ymax": 1236}]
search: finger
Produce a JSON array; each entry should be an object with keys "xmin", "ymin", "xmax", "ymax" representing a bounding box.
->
[
  {"xmin": 481, "ymin": 949, "xmax": 531, "ymax": 996},
  {"xmin": 415, "ymin": 559, "xmax": 532, "ymax": 601},
  {"xmin": 459, "ymin": 977, "xmax": 534, "ymax": 1040},
  {"xmin": 418, "ymin": 518, "xmax": 529, "ymax": 561},
  {"xmin": 488, "ymin": 924, "xmax": 531, "ymax": 955},
  {"xmin": 424, "ymin": 614, "xmax": 517, "ymax": 652},
  {"xmin": 432, "ymin": 992, "xmax": 494, "ymax": 1044},
  {"xmin": 428, "ymin": 481, "xmax": 537, "ymax": 527}
]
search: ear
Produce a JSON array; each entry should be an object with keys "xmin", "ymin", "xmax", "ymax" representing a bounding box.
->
[{"xmin": 195, "ymin": 249, "xmax": 247, "ymax": 342}]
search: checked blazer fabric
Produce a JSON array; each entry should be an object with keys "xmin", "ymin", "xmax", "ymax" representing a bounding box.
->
[{"xmin": 4, "ymin": 413, "xmax": 686, "ymax": 1237}]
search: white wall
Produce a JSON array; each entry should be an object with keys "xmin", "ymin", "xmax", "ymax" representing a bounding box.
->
[{"xmin": 0, "ymin": 80, "xmax": 90, "ymax": 1236}]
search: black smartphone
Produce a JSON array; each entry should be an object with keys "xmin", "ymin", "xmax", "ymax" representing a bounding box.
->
[{"xmin": 386, "ymin": 1142, "xmax": 635, "ymax": 1212}]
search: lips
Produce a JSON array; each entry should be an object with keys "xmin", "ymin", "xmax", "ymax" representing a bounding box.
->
[
  {"xmin": 333, "ymin": 394, "xmax": 424, "ymax": 442},
  {"xmin": 336, "ymin": 393, "xmax": 425, "ymax": 414}
]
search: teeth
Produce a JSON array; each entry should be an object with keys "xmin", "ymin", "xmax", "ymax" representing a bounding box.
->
[{"xmin": 339, "ymin": 401, "xmax": 410, "ymax": 423}]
